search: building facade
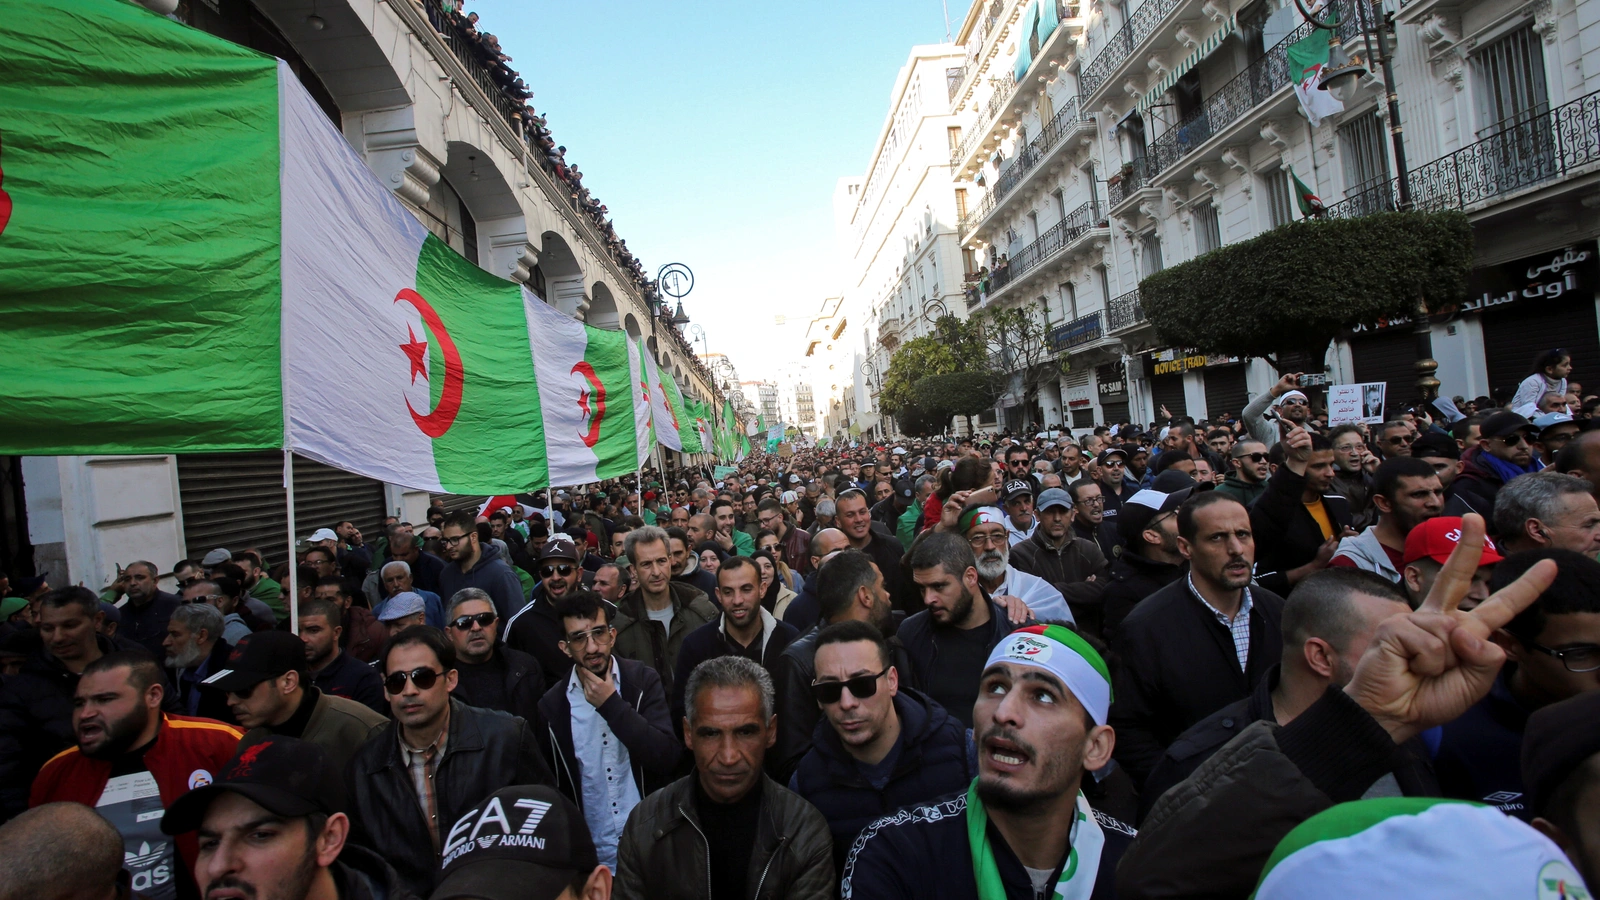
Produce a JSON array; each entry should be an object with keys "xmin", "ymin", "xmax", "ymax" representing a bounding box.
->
[
  {"xmin": 927, "ymin": 0, "xmax": 1598, "ymax": 435},
  {"xmin": 9, "ymin": 0, "xmax": 719, "ymax": 589},
  {"xmin": 824, "ymin": 44, "xmax": 981, "ymax": 441}
]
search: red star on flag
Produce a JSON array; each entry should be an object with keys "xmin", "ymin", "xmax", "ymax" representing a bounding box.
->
[
  {"xmin": 578, "ymin": 387, "xmax": 592, "ymax": 418},
  {"xmin": 400, "ymin": 326, "xmax": 429, "ymax": 384}
]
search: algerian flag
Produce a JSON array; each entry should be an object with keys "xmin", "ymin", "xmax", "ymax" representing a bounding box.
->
[
  {"xmin": 751, "ymin": 415, "xmax": 764, "ymax": 437},
  {"xmin": 0, "ymin": 0, "xmax": 653, "ymax": 493},
  {"xmin": 1286, "ymin": 33, "xmax": 1345, "ymax": 127},
  {"xmin": 666, "ymin": 372, "xmax": 702, "ymax": 454},
  {"xmin": 1290, "ymin": 166, "xmax": 1327, "ymax": 217},
  {"xmin": 641, "ymin": 343, "xmax": 682, "ymax": 452},
  {"xmin": 690, "ymin": 400, "xmax": 714, "ymax": 457},
  {"xmin": 628, "ymin": 339, "xmax": 654, "ymax": 470},
  {"xmin": 524, "ymin": 299, "xmax": 649, "ymax": 486}
]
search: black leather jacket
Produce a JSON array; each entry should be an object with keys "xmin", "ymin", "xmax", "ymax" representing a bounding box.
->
[
  {"xmin": 614, "ymin": 774, "xmax": 835, "ymax": 900},
  {"xmin": 345, "ymin": 698, "xmax": 554, "ymax": 895}
]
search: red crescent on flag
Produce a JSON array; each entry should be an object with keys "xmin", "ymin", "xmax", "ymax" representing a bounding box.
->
[
  {"xmin": 572, "ymin": 361, "xmax": 606, "ymax": 448},
  {"xmin": 394, "ymin": 289, "xmax": 463, "ymax": 438},
  {"xmin": 658, "ymin": 383, "xmax": 680, "ymax": 429},
  {"xmin": 0, "ymin": 131, "xmax": 12, "ymax": 236}
]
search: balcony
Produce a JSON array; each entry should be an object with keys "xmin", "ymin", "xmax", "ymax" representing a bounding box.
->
[
  {"xmin": 1107, "ymin": 156, "xmax": 1157, "ymax": 210},
  {"xmin": 878, "ymin": 316, "xmax": 904, "ymax": 348},
  {"xmin": 952, "ymin": 0, "xmax": 1084, "ymax": 177},
  {"xmin": 952, "ymin": 72, "xmax": 1019, "ymax": 170},
  {"xmin": 962, "ymin": 98, "xmax": 1095, "ymax": 242},
  {"xmin": 1325, "ymin": 89, "xmax": 1600, "ymax": 219},
  {"xmin": 1146, "ymin": 2, "xmax": 1363, "ymax": 185},
  {"xmin": 1078, "ymin": 0, "xmax": 1194, "ymax": 102},
  {"xmin": 951, "ymin": 0, "xmax": 1020, "ymax": 109},
  {"xmin": 1107, "ymin": 289, "xmax": 1147, "ymax": 331},
  {"xmin": 1050, "ymin": 311, "xmax": 1106, "ymax": 352},
  {"xmin": 986, "ymin": 200, "xmax": 1106, "ymax": 298},
  {"xmin": 423, "ymin": 0, "xmax": 527, "ymax": 133}
]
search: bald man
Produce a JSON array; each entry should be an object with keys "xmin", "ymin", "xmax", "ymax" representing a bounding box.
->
[{"xmin": 0, "ymin": 802, "xmax": 125, "ymax": 900}]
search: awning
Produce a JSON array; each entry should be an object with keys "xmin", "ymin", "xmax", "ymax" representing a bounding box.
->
[
  {"xmin": 1139, "ymin": 18, "xmax": 1236, "ymax": 115},
  {"xmin": 1014, "ymin": 1, "xmax": 1041, "ymax": 82}
]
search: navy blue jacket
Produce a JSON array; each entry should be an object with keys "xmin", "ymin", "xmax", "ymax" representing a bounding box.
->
[
  {"xmin": 669, "ymin": 612, "xmax": 798, "ymax": 724},
  {"xmin": 895, "ymin": 601, "xmax": 1018, "ymax": 706},
  {"xmin": 790, "ymin": 687, "xmax": 974, "ymax": 874},
  {"xmin": 782, "ymin": 570, "xmax": 822, "ymax": 633},
  {"xmin": 1432, "ymin": 670, "xmax": 1534, "ymax": 820},
  {"xmin": 312, "ymin": 648, "xmax": 387, "ymax": 716},
  {"xmin": 841, "ymin": 788, "xmax": 1134, "ymax": 900}
]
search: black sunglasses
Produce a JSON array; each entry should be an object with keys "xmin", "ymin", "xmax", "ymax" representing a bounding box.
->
[
  {"xmin": 1496, "ymin": 432, "xmax": 1529, "ymax": 447},
  {"xmin": 540, "ymin": 563, "xmax": 576, "ymax": 578},
  {"xmin": 384, "ymin": 667, "xmax": 442, "ymax": 694},
  {"xmin": 449, "ymin": 612, "xmax": 496, "ymax": 630},
  {"xmin": 1234, "ymin": 452, "xmax": 1269, "ymax": 463},
  {"xmin": 809, "ymin": 667, "xmax": 890, "ymax": 705}
]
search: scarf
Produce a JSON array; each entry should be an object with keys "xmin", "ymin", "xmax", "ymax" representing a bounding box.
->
[
  {"xmin": 1480, "ymin": 449, "xmax": 1543, "ymax": 486},
  {"xmin": 967, "ymin": 782, "xmax": 1105, "ymax": 900}
]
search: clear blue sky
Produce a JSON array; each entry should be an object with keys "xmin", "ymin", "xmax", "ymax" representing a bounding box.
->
[{"xmin": 468, "ymin": 0, "xmax": 966, "ymax": 382}]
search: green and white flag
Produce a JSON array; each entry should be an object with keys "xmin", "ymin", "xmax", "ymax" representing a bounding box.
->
[
  {"xmin": 1286, "ymin": 33, "xmax": 1345, "ymax": 127},
  {"xmin": 641, "ymin": 344, "xmax": 681, "ymax": 452},
  {"xmin": 0, "ymin": 0, "xmax": 661, "ymax": 493},
  {"xmin": 667, "ymin": 372, "xmax": 702, "ymax": 454}
]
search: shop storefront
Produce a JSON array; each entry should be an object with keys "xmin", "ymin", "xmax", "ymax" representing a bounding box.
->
[
  {"xmin": 1472, "ymin": 241, "xmax": 1598, "ymax": 400},
  {"xmin": 1145, "ymin": 349, "xmax": 1250, "ymax": 420},
  {"xmin": 1096, "ymin": 362, "xmax": 1130, "ymax": 425}
]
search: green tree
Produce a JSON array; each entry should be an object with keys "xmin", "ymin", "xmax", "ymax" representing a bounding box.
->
[
  {"xmin": 1140, "ymin": 211, "xmax": 1473, "ymax": 370},
  {"xmin": 880, "ymin": 314, "xmax": 988, "ymax": 415}
]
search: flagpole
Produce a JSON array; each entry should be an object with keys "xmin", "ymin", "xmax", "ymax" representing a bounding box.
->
[{"xmin": 283, "ymin": 449, "xmax": 299, "ymax": 635}]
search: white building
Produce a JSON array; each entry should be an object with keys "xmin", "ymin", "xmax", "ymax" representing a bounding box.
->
[
  {"xmin": 940, "ymin": 0, "xmax": 1598, "ymax": 433},
  {"xmin": 830, "ymin": 43, "xmax": 982, "ymax": 440},
  {"xmin": 11, "ymin": 0, "xmax": 720, "ymax": 589}
]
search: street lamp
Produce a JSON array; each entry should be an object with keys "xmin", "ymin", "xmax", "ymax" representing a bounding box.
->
[{"xmin": 1295, "ymin": 0, "xmax": 1438, "ymax": 402}]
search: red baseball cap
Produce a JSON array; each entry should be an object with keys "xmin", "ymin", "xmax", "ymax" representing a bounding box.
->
[{"xmin": 1402, "ymin": 516, "xmax": 1506, "ymax": 566}]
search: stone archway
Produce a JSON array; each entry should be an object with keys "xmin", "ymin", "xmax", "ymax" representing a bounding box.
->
[
  {"xmin": 588, "ymin": 282, "xmax": 619, "ymax": 330},
  {"xmin": 537, "ymin": 231, "xmax": 587, "ymax": 315}
]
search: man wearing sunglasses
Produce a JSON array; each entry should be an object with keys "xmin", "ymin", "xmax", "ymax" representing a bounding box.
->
[
  {"xmin": 1449, "ymin": 411, "xmax": 1545, "ymax": 518},
  {"xmin": 1216, "ymin": 439, "xmax": 1271, "ymax": 508},
  {"xmin": 217, "ymin": 631, "xmax": 386, "ymax": 779},
  {"xmin": 447, "ymin": 588, "xmax": 545, "ymax": 726},
  {"xmin": 436, "ymin": 509, "xmax": 528, "ymax": 623},
  {"xmin": 1241, "ymin": 373, "xmax": 1314, "ymax": 450},
  {"xmin": 535, "ymin": 591, "xmax": 681, "ymax": 872},
  {"xmin": 1430, "ymin": 548, "xmax": 1600, "ymax": 821},
  {"xmin": 790, "ymin": 620, "xmax": 973, "ymax": 874},
  {"xmin": 506, "ymin": 534, "xmax": 591, "ymax": 694},
  {"xmin": 346, "ymin": 626, "xmax": 552, "ymax": 895}
]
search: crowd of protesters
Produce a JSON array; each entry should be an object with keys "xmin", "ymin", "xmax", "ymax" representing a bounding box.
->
[{"xmin": 0, "ymin": 348, "xmax": 1598, "ymax": 899}]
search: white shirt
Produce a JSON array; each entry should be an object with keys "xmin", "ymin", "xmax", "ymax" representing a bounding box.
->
[
  {"xmin": 1005, "ymin": 516, "xmax": 1037, "ymax": 546},
  {"xmin": 993, "ymin": 565, "xmax": 1074, "ymax": 624},
  {"xmin": 569, "ymin": 658, "xmax": 641, "ymax": 869}
]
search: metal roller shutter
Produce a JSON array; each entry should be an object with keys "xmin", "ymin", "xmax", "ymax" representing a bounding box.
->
[
  {"xmin": 177, "ymin": 452, "xmax": 386, "ymax": 569},
  {"xmin": 1350, "ymin": 329, "xmax": 1419, "ymax": 414},
  {"xmin": 1149, "ymin": 375, "xmax": 1188, "ymax": 419},
  {"xmin": 431, "ymin": 494, "xmax": 489, "ymax": 515},
  {"xmin": 1100, "ymin": 400, "xmax": 1130, "ymax": 425},
  {"xmin": 1482, "ymin": 301, "xmax": 1600, "ymax": 402},
  {"xmin": 1203, "ymin": 365, "xmax": 1250, "ymax": 420}
]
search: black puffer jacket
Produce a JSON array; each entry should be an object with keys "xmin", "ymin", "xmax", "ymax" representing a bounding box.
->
[
  {"xmin": 1009, "ymin": 530, "xmax": 1110, "ymax": 634},
  {"xmin": 790, "ymin": 688, "xmax": 974, "ymax": 873},
  {"xmin": 614, "ymin": 774, "xmax": 835, "ymax": 900},
  {"xmin": 345, "ymin": 698, "xmax": 554, "ymax": 895}
]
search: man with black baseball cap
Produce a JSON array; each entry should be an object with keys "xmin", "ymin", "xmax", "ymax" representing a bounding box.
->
[
  {"xmin": 213, "ymin": 631, "xmax": 387, "ymax": 777},
  {"xmin": 1449, "ymin": 410, "xmax": 1543, "ymax": 516},
  {"xmin": 431, "ymin": 785, "xmax": 610, "ymax": 900},
  {"xmin": 1100, "ymin": 486, "xmax": 1192, "ymax": 642},
  {"xmin": 1095, "ymin": 447, "xmax": 1135, "ymax": 520},
  {"xmin": 161, "ymin": 735, "xmax": 412, "ymax": 900}
]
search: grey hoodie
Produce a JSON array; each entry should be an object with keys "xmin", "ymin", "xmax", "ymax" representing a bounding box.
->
[{"xmin": 1332, "ymin": 526, "xmax": 1401, "ymax": 583}]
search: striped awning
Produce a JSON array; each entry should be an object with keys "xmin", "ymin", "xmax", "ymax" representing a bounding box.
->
[{"xmin": 1139, "ymin": 18, "xmax": 1236, "ymax": 114}]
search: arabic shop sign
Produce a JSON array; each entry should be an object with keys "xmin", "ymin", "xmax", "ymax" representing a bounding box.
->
[
  {"xmin": 1148, "ymin": 348, "xmax": 1243, "ymax": 375},
  {"xmin": 1049, "ymin": 314, "xmax": 1104, "ymax": 353},
  {"xmin": 1348, "ymin": 241, "xmax": 1597, "ymax": 334}
]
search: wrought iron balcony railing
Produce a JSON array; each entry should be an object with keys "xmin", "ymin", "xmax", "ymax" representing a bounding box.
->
[
  {"xmin": 1325, "ymin": 88, "xmax": 1600, "ymax": 218},
  {"xmin": 423, "ymin": 0, "xmax": 525, "ymax": 132},
  {"xmin": 966, "ymin": 98, "xmax": 1087, "ymax": 228},
  {"xmin": 953, "ymin": 72, "xmax": 1019, "ymax": 168},
  {"xmin": 1107, "ymin": 156, "xmax": 1156, "ymax": 208},
  {"xmin": 1107, "ymin": 289, "xmax": 1146, "ymax": 331},
  {"xmin": 987, "ymin": 200, "xmax": 1101, "ymax": 295},
  {"xmin": 1050, "ymin": 311, "xmax": 1106, "ymax": 352},
  {"xmin": 1146, "ymin": 1, "xmax": 1363, "ymax": 178},
  {"xmin": 1079, "ymin": 0, "xmax": 1185, "ymax": 99}
]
